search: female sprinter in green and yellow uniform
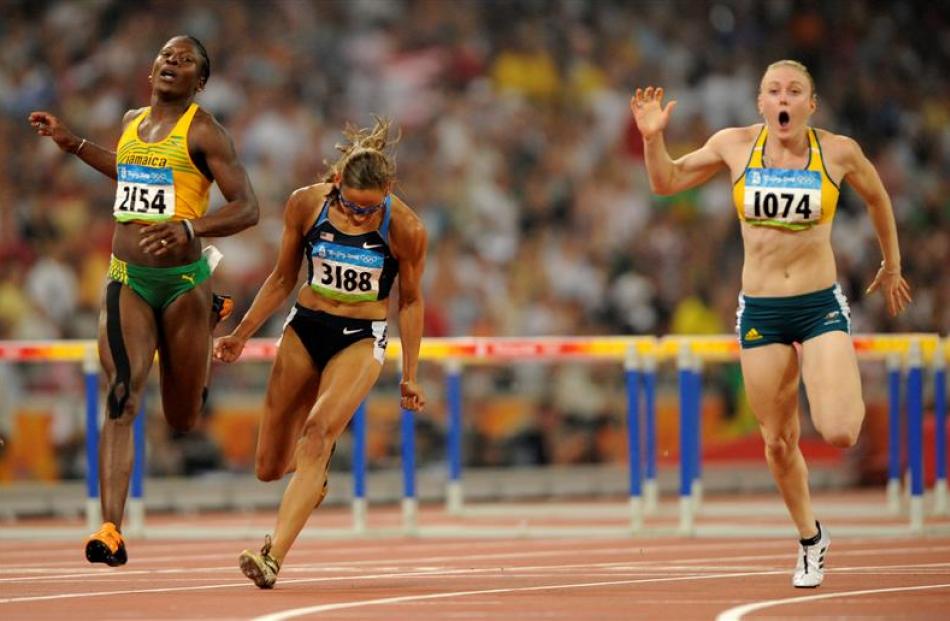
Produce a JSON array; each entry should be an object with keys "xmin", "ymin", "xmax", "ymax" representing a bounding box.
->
[
  {"xmin": 631, "ymin": 60, "xmax": 911, "ymax": 588},
  {"xmin": 29, "ymin": 35, "xmax": 259, "ymax": 566}
]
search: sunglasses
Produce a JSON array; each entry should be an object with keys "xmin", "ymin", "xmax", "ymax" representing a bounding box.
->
[{"xmin": 337, "ymin": 191, "xmax": 390, "ymax": 216}]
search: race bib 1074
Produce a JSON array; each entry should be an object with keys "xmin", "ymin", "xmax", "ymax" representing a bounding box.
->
[
  {"xmin": 113, "ymin": 164, "xmax": 176, "ymax": 222},
  {"xmin": 743, "ymin": 168, "xmax": 822, "ymax": 225}
]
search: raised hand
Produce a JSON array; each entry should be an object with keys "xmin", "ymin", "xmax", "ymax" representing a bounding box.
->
[
  {"xmin": 630, "ymin": 86, "xmax": 677, "ymax": 140},
  {"xmin": 866, "ymin": 264, "xmax": 912, "ymax": 316},
  {"xmin": 28, "ymin": 111, "xmax": 82, "ymax": 154}
]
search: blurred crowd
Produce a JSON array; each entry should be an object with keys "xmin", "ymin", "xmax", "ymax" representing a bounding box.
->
[{"xmin": 1, "ymin": 0, "xmax": 947, "ymax": 477}]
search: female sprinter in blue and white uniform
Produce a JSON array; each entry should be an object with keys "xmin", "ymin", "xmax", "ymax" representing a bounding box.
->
[{"xmin": 214, "ymin": 118, "xmax": 427, "ymax": 589}]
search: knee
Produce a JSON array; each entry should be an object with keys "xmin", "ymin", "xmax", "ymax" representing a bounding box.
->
[
  {"xmin": 166, "ymin": 410, "xmax": 200, "ymax": 434},
  {"xmin": 816, "ymin": 402, "xmax": 864, "ymax": 449},
  {"xmin": 255, "ymin": 461, "xmax": 284, "ymax": 482},
  {"xmin": 254, "ymin": 449, "xmax": 287, "ymax": 481},
  {"xmin": 106, "ymin": 380, "xmax": 140, "ymax": 423},
  {"xmin": 296, "ymin": 419, "xmax": 334, "ymax": 465},
  {"xmin": 763, "ymin": 428, "xmax": 799, "ymax": 463},
  {"xmin": 819, "ymin": 424, "xmax": 860, "ymax": 449}
]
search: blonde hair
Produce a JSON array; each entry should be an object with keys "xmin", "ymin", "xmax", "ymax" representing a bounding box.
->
[
  {"xmin": 324, "ymin": 116, "xmax": 399, "ymax": 189},
  {"xmin": 761, "ymin": 59, "xmax": 816, "ymax": 97}
]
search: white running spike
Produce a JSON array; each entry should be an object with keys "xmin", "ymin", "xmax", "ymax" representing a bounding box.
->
[{"xmin": 793, "ymin": 524, "xmax": 830, "ymax": 588}]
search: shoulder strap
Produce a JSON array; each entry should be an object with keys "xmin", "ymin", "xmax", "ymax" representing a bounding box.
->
[
  {"xmin": 806, "ymin": 128, "xmax": 822, "ymax": 171},
  {"xmin": 315, "ymin": 195, "xmax": 332, "ymax": 227},
  {"xmin": 747, "ymin": 125, "xmax": 767, "ymax": 168},
  {"xmin": 378, "ymin": 195, "xmax": 393, "ymax": 239},
  {"xmin": 128, "ymin": 107, "xmax": 149, "ymax": 133},
  {"xmin": 170, "ymin": 102, "xmax": 200, "ymax": 136}
]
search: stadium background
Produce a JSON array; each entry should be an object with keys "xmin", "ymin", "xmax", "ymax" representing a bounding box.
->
[{"xmin": 0, "ymin": 0, "xmax": 946, "ymax": 510}]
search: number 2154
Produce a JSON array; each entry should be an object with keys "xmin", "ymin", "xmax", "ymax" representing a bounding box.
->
[{"xmin": 118, "ymin": 186, "xmax": 167, "ymax": 213}]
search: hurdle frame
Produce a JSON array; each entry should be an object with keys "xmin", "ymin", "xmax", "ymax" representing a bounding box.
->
[{"xmin": 0, "ymin": 333, "xmax": 946, "ymax": 540}]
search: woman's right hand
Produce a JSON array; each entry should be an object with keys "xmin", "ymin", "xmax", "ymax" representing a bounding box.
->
[
  {"xmin": 28, "ymin": 111, "xmax": 82, "ymax": 153},
  {"xmin": 213, "ymin": 334, "xmax": 247, "ymax": 363},
  {"xmin": 630, "ymin": 86, "xmax": 677, "ymax": 140}
]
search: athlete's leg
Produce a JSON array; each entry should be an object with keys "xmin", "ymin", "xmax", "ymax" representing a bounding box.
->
[
  {"xmin": 237, "ymin": 327, "xmax": 321, "ymax": 587},
  {"xmin": 254, "ymin": 327, "xmax": 320, "ymax": 481},
  {"xmin": 741, "ymin": 343, "xmax": 818, "ymax": 539},
  {"xmin": 268, "ymin": 340, "xmax": 382, "ymax": 564},
  {"xmin": 801, "ymin": 331, "xmax": 864, "ymax": 448},
  {"xmin": 156, "ymin": 282, "xmax": 213, "ymax": 432},
  {"xmin": 96, "ymin": 281, "xmax": 159, "ymax": 528}
]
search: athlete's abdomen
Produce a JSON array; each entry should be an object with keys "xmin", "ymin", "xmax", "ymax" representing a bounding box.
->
[{"xmin": 739, "ymin": 222, "xmax": 837, "ymax": 297}]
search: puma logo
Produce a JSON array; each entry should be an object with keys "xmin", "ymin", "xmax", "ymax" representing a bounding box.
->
[{"xmin": 181, "ymin": 273, "xmax": 196, "ymax": 285}]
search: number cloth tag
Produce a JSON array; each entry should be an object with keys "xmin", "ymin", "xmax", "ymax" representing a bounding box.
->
[
  {"xmin": 744, "ymin": 169, "xmax": 821, "ymax": 226},
  {"xmin": 113, "ymin": 164, "xmax": 176, "ymax": 222},
  {"xmin": 310, "ymin": 242, "xmax": 383, "ymax": 302}
]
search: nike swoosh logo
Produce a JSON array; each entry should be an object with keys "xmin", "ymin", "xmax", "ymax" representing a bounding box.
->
[
  {"xmin": 342, "ymin": 327, "xmax": 362, "ymax": 335},
  {"xmin": 362, "ymin": 242, "xmax": 382, "ymax": 249}
]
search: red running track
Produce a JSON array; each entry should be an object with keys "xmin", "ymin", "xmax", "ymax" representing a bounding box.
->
[{"xmin": 3, "ymin": 515, "xmax": 950, "ymax": 620}]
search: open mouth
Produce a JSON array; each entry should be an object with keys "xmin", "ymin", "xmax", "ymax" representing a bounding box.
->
[
  {"xmin": 778, "ymin": 111, "xmax": 790, "ymax": 128},
  {"xmin": 159, "ymin": 68, "xmax": 177, "ymax": 82}
]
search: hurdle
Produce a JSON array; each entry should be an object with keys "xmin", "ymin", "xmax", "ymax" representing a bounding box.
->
[
  {"xmin": 0, "ymin": 333, "xmax": 946, "ymax": 539},
  {"xmin": 664, "ymin": 333, "xmax": 946, "ymax": 536},
  {"xmin": 393, "ymin": 336, "xmax": 661, "ymax": 537},
  {"xmin": 935, "ymin": 340, "xmax": 948, "ymax": 514}
]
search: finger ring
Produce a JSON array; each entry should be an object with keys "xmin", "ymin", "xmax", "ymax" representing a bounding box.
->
[{"xmin": 161, "ymin": 239, "xmax": 168, "ymax": 247}]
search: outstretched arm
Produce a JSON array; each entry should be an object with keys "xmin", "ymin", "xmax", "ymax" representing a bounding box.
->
[
  {"xmin": 28, "ymin": 110, "xmax": 122, "ymax": 179},
  {"xmin": 213, "ymin": 189, "xmax": 308, "ymax": 362},
  {"xmin": 631, "ymin": 87, "xmax": 726, "ymax": 195},
  {"xmin": 836, "ymin": 136, "xmax": 912, "ymax": 316},
  {"xmin": 392, "ymin": 202, "xmax": 428, "ymax": 411}
]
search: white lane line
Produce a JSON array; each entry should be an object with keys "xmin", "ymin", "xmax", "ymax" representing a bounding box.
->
[
  {"xmin": 4, "ymin": 537, "xmax": 796, "ymax": 570},
  {"xmin": 4, "ymin": 542, "xmax": 948, "ymax": 604},
  {"xmin": 4, "ymin": 550, "xmax": 246, "ymax": 569},
  {"xmin": 0, "ymin": 567, "xmax": 785, "ymax": 606},
  {"xmin": 5, "ymin": 544, "xmax": 950, "ymax": 588},
  {"xmin": 8, "ymin": 541, "xmax": 950, "ymax": 583},
  {"xmin": 0, "ymin": 541, "xmax": 439, "ymax": 568},
  {"xmin": 715, "ymin": 582, "xmax": 950, "ymax": 621},
  {"xmin": 0, "ymin": 540, "xmax": 784, "ymax": 581},
  {"xmin": 0, "ymin": 569, "xmax": 445, "ymax": 604},
  {"xmin": 248, "ymin": 571, "xmax": 789, "ymax": 621}
]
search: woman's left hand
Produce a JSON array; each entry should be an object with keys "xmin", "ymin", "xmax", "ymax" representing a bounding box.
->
[
  {"xmin": 400, "ymin": 380, "xmax": 426, "ymax": 411},
  {"xmin": 866, "ymin": 264, "xmax": 912, "ymax": 316},
  {"xmin": 140, "ymin": 221, "xmax": 189, "ymax": 255}
]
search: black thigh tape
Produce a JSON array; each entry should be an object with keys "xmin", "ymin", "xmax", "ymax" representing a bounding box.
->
[{"xmin": 106, "ymin": 281, "xmax": 132, "ymax": 419}]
